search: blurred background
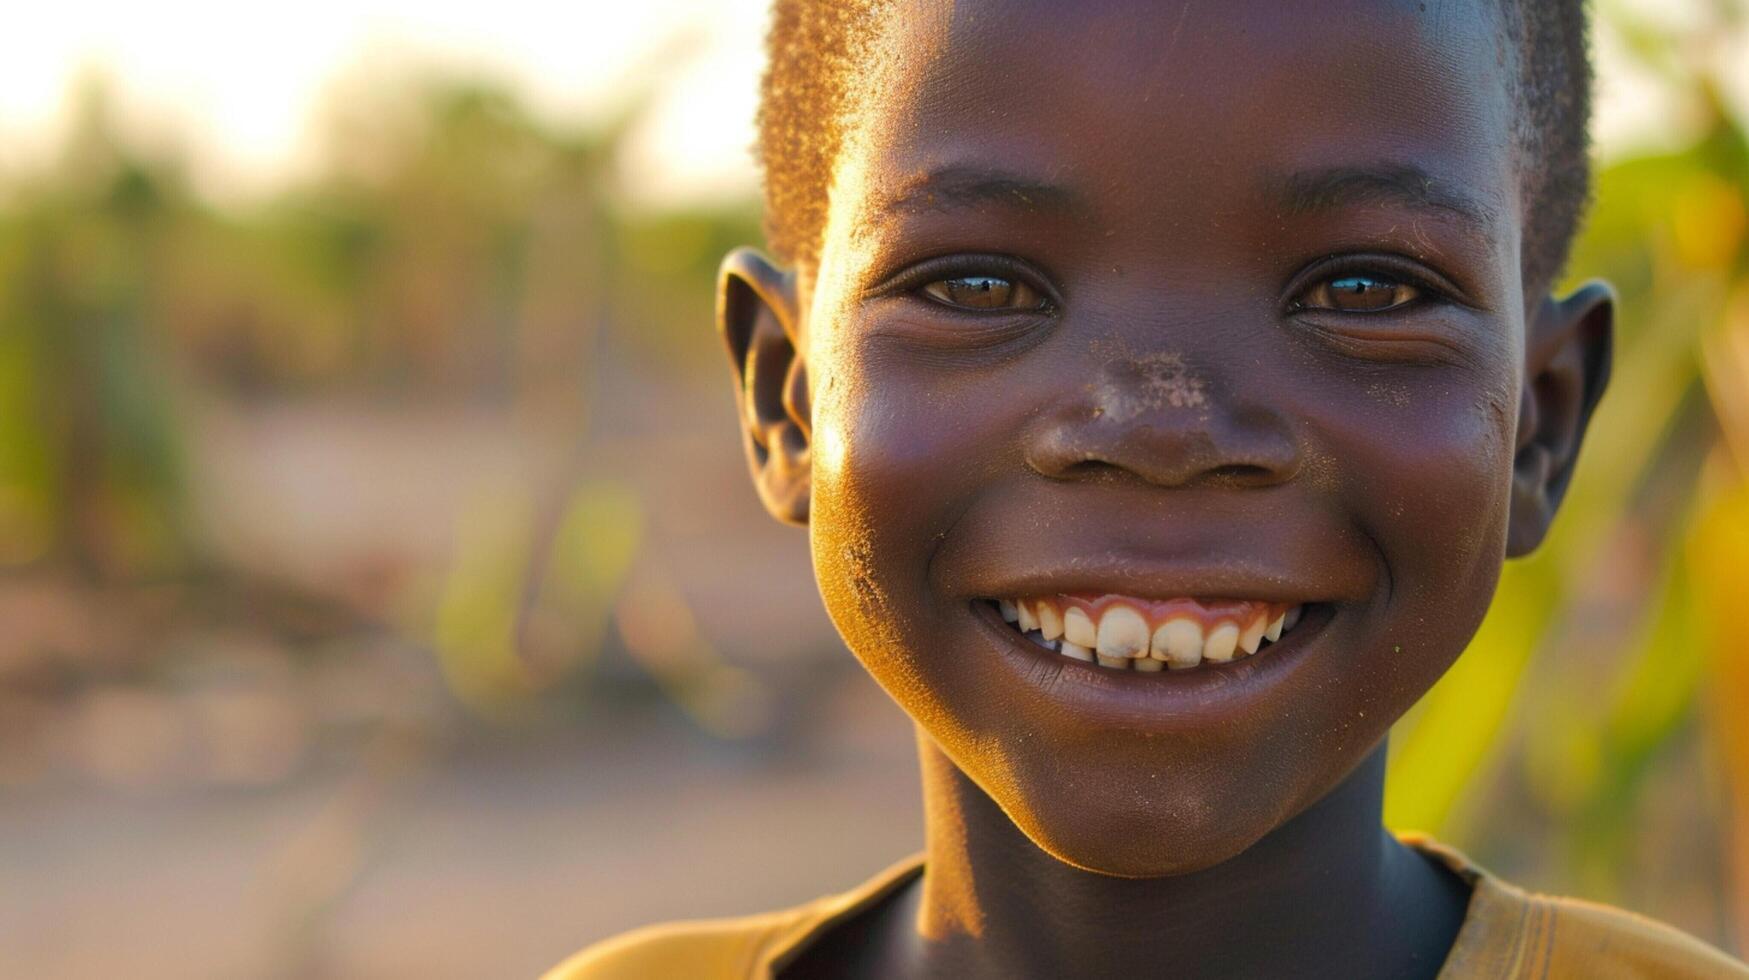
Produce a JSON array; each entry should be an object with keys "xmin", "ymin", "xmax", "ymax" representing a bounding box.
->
[{"xmin": 2, "ymin": 0, "xmax": 1748, "ymax": 976}]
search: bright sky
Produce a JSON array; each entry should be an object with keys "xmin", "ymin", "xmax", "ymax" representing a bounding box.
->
[
  {"xmin": 0, "ymin": 0, "xmax": 771, "ymax": 204},
  {"xmin": 1, "ymin": 1, "xmax": 1744, "ymax": 207}
]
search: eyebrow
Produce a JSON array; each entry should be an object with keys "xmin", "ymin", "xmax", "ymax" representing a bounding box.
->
[
  {"xmin": 1278, "ymin": 164, "xmax": 1500, "ymax": 231},
  {"xmin": 877, "ymin": 165, "xmax": 1084, "ymax": 218},
  {"xmin": 874, "ymin": 162, "xmax": 1499, "ymax": 234}
]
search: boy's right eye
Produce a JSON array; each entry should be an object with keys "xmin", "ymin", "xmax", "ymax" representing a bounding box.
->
[
  {"xmin": 919, "ymin": 275, "xmax": 1048, "ymax": 312},
  {"xmin": 1295, "ymin": 274, "xmax": 1424, "ymax": 314}
]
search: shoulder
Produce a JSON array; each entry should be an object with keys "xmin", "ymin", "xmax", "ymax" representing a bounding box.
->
[
  {"xmin": 540, "ymin": 909, "xmax": 808, "ymax": 980},
  {"xmin": 542, "ymin": 854, "xmax": 927, "ymax": 980},
  {"xmin": 1531, "ymin": 893, "xmax": 1749, "ymax": 979},
  {"xmin": 1402, "ymin": 833, "xmax": 1749, "ymax": 979}
]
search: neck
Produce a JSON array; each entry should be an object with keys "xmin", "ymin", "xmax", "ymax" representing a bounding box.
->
[{"xmin": 901, "ymin": 732, "xmax": 1465, "ymax": 979}]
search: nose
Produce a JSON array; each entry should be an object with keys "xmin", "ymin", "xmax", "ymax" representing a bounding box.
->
[{"xmin": 1025, "ymin": 350, "xmax": 1301, "ymax": 489}]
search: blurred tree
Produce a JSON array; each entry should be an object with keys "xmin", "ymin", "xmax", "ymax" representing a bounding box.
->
[{"xmin": 0, "ymin": 78, "xmax": 189, "ymax": 578}]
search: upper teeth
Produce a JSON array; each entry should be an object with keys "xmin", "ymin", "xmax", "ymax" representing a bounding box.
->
[{"xmin": 996, "ymin": 595, "xmax": 1304, "ymax": 672}]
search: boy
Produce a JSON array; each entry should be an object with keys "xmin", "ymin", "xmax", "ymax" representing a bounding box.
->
[{"xmin": 550, "ymin": 1, "xmax": 1749, "ymax": 976}]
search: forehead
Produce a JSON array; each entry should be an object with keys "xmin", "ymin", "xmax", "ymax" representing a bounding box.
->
[{"xmin": 828, "ymin": 0, "xmax": 1517, "ymax": 263}]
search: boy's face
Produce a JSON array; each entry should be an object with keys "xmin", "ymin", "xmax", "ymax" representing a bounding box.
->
[{"xmin": 723, "ymin": 0, "xmax": 1610, "ymax": 876}]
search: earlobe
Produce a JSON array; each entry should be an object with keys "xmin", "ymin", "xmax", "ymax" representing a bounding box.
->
[
  {"xmin": 1507, "ymin": 280, "xmax": 1615, "ymax": 556},
  {"xmin": 718, "ymin": 247, "xmax": 811, "ymax": 526}
]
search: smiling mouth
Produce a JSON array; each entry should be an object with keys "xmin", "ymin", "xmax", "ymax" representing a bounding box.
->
[{"xmin": 986, "ymin": 594, "xmax": 1309, "ymax": 671}]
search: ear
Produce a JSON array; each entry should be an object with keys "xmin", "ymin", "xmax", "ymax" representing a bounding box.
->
[
  {"xmin": 718, "ymin": 247, "xmax": 811, "ymax": 526},
  {"xmin": 1507, "ymin": 281, "xmax": 1615, "ymax": 557}
]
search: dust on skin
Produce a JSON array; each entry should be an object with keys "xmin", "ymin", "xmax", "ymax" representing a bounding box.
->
[
  {"xmin": 1086, "ymin": 337, "xmax": 1210, "ymax": 423},
  {"xmin": 836, "ymin": 524, "xmax": 895, "ymax": 628},
  {"xmin": 1366, "ymin": 381, "xmax": 1413, "ymax": 408}
]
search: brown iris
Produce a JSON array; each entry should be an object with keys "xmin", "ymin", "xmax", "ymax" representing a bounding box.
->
[
  {"xmin": 921, "ymin": 275, "xmax": 1046, "ymax": 311},
  {"xmin": 1301, "ymin": 275, "xmax": 1421, "ymax": 313}
]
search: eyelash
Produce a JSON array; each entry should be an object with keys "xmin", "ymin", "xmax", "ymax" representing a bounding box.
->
[
  {"xmin": 1283, "ymin": 255, "xmax": 1461, "ymax": 317},
  {"xmin": 879, "ymin": 254, "xmax": 1060, "ymax": 315}
]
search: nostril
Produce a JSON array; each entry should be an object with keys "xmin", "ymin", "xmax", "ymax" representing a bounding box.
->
[
  {"xmin": 1207, "ymin": 463, "xmax": 1277, "ymax": 485},
  {"xmin": 1026, "ymin": 405, "xmax": 1300, "ymax": 488},
  {"xmin": 1035, "ymin": 456, "xmax": 1285, "ymax": 487},
  {"xmin": 1052, "ymin": 458, "xmax": 1125, "ymax": 481}
]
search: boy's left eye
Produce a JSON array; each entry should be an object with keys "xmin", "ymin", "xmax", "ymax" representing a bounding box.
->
[
  {"xmin": 919, "ymin": 275, "xmax": 1047, "ymax": 312},
  {"xmin": 1296, "ymin": 275, "xmax": 1422, "ymax": 313}
]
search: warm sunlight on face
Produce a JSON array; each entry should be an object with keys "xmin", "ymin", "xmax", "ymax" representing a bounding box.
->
[{"xmin": 0, "ymin": 0, "xmax": 767, "ymax": 204}]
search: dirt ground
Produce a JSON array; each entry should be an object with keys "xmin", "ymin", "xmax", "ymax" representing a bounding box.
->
[{"xmin": 0, "ymin": 662, "xmax": 922, "ymax": 980}]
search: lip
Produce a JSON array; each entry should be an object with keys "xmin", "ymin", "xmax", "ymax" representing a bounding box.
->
[
  {"xmin": 953, "ymin": 556, "xmax": 1364, "ymax": 609},
  {"xmin": 969, "ymin": 597, "xmax": 1339, "ymax": 730}
]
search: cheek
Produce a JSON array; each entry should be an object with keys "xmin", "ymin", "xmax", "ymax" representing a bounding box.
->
[
  {"xmin": 1386, "ymin": 375, "xmax": 1515, "ymax": 584},
  {"xmin": 1314, "ymin": 361, "xmax": 1518, "ymax": 674},
  {"xmin": 807, "ymin": 330, "xmax": 989, "ymax": 684}
]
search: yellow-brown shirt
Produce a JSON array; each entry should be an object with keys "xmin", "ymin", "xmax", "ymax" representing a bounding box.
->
[{"xmin": 546, "ymin": 834, "xmax": 1749, "ymax": 979}]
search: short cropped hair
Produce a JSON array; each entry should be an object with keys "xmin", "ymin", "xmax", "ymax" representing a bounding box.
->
[{"xmin": 756, "ymin": 0, "xmax": 1592, "ymax": 292}]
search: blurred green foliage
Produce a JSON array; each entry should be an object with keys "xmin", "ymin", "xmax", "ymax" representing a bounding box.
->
[
  {"xmin": 0, "ymin": 82, "xmax": 190, "ymax": 577},
  {"xmin": 0, "ymin": 70, "xmax": 758, "ymax": 569}
]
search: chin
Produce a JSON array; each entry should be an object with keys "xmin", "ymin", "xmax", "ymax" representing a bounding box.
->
[{"xmin": 985, "ymin": 760, "xmax": 1293, "ymax": 879}]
